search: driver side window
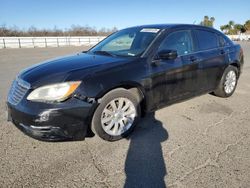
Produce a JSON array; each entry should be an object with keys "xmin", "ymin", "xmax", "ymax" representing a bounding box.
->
[{"xmin": 158, "ymin": 30, "xmax": 193, "ymax": 56}]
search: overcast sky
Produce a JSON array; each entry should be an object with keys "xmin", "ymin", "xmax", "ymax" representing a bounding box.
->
[{"xmin": 1, "ymin": 0, "xmax": 250, "ymax": 30}]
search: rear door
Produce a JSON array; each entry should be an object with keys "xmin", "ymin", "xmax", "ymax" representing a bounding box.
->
[{"xmin": 193, "ymin": 29, "xmax": 227, "ymax": 91}]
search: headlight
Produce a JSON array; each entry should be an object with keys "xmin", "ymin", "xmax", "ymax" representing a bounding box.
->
[{"xmin": 27, "ymin": 81, "xmax": 81, "ymax": 102}]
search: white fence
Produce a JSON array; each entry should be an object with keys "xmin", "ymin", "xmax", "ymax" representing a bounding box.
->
[
  {"xmin": 1, "ymin": 34, "xmax": 249, "ymax": 49},
  {"xmin": 227, "ymin": 34, "xmax": 250, "ymax": 41},
  {"xmin": 0, "ymin": 36, "xmax": 106, "ymax": 49}
]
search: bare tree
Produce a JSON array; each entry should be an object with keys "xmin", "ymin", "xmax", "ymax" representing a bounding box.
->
[{"xmin": 0, "ymin": 24, "xmax": 118, "ymax": 37}]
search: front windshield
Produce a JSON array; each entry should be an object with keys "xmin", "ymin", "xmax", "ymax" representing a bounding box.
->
[{"xmin": 89, "ymin": 27, "xmax": 160, "ymax": 57}]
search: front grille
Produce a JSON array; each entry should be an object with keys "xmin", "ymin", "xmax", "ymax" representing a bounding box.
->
[{"xmin": 8, "ymin": 78, "xmax": 30, "ymax": 105}]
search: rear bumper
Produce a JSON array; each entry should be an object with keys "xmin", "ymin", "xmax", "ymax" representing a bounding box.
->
[{"xmin": 7, "ymin": 97, "xmax": 96, "ymax": 141}]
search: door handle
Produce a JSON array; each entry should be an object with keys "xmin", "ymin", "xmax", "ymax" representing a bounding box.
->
[{"xmin": 220, "ymin": 50, "xmax": 225, "ymax": 55}]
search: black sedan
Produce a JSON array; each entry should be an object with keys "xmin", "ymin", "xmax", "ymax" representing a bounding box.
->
[{"xmin": 7, "ymin": 24, "xmax": 244, "ymax": 141}]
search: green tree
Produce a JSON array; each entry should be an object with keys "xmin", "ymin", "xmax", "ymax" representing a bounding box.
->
[
  {"xmin": 228, "ymin": 21, "xmax": 235, "ymax": 29},
  {"xmin": 220, "ymin": 25, "xmax": 229, "ymax": 33},
  {"xmin": 234, "ymin": 24, "xmax": 246, "ymax": 33},
  {"xmin": 244, "ymin": 20, "xmax": 250, "ymax": 31},
  {"xmin": 200, "ymin": 16, "xmax": 215, "ymax": 27},
  {"xmin": 220, "ymin": 20, "xmax": 246, "ymax": 34}
]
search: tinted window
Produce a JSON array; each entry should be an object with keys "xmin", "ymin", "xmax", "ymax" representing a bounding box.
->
[
  {"xmin": 224, "ymin": 35, "xmax": 233, "ymax": 46},
  {"xmin": 158, "ymin": 30, "xmax": 193, "ymax": 56},
  {"xmin": 195, "ymin": 30, "xmax": 218, "ymax": 50},
  {"xmin": 218, "ymin": 35, "xmax": 226, "ymax": 47}
]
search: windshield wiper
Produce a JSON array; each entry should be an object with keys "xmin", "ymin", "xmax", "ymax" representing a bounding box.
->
[{"xmin": 92, "ymin": 50, "xmax": 115, "ymax": 57}]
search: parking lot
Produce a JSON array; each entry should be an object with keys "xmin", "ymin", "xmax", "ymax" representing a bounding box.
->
[{"xmin": 0, "ymin": 43, "xmax": 249, "ymax": 187}]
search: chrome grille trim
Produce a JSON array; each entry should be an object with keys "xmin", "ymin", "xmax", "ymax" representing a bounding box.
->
[{"xmin": 8, "ymin": 78, "xmax": 30, "ymax": 105}]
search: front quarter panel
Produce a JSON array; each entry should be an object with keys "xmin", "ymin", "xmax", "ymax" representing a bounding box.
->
[{"xmin": 77, "ymin": 59, "xmax": 148, "ymax": 99}]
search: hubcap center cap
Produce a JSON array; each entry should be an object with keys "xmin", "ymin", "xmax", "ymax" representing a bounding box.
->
[{"xmin": 114, "ymin": 111, "xmax": 123, "ymax": 121}]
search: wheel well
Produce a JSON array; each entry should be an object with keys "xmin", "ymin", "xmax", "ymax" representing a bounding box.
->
[
  {"xmin": 98, "ymin": 86, "xmax": 147, "ymax": 116},
  {"xmin": 229, "ymin": 63, "xmax": 240, "ymax": 77},
  {"xmin": 123, "ymin": 86, "xmax": 147, "ymax": 117},
  {"xmin": 230, "ymin": 63, "xmax": 239, "ymax": 71}
]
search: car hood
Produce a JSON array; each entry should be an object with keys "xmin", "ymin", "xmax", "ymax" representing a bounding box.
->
[{"xmin": 19, "ymin": 53, "xmax": 129, "ymax": 87}]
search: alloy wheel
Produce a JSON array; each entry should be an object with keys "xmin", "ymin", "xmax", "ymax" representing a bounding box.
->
[
  {"xmin": 101, "ymin": 97, "xmax": 136, "ymax": 136},
  {"xmin": 224, "ymin": 70, "xmax": 237, "ymax": 94}
]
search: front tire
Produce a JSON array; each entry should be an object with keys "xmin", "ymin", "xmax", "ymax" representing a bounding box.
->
[
  {"xmin": 92, "ymin": 88, "xmax": 141, "ymax": 141},
  {"xmin": 213, "ymin": 65, "xmax": 238, "ymax": 98}
]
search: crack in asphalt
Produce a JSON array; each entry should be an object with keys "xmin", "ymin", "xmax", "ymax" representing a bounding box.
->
[
  {"xmin": 168, "ymin": 112, "xmax": 233, "ymax": 158},
  {"xmin": 214, "ymin": 136, "xmax": 247, "ymax": 163},
  {"xmin": 168, "ymin": 135, "xmax": 247, "ymax": 187},
  {"xmin": 85, "ymin": 141, "xmax": 111, "ymax": 187},
  {"xmin": 168, "ymin": 144, "xmax": 184, "ymax": 158},
  {"xmin": 202, "ymin": 112, "xmax": 233, "ymax": 136},
  {"xmin": 203, "ymin": 107, "xmax": 250, "ymax": 137},
  {"xmin": 168, "ymin": 107, "xmax": 250, "ymax": 159},
  {"xmin": 167, "ymin": 107, "xmax": 249, "ymax": 187}
]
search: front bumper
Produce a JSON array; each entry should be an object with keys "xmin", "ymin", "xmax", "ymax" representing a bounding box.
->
[{"xmin": 7, "ymin": 97, "xmax": 96, "ymax": 141}]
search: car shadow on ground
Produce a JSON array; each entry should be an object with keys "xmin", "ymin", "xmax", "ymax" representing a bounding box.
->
[{"xmin": 124, "ymin": 112, "xmax": 169, "ymax": 188}]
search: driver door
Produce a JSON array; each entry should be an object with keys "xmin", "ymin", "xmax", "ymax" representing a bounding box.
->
[{"xmin": 150, "ymin": 29, "xmax": 199, "ymax": 109}]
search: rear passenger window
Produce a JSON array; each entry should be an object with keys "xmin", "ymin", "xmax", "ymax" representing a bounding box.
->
[
  {"xmin": 195, "ymin": 30, "xmax": 218, "ymax": 50},
  {"xmin": 158, "ymin": 30, "xmax": 193, "ymax": 56}
]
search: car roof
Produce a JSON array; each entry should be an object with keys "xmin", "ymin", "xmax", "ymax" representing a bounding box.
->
[{"xmin": 127, "ymin": 24, "xmax": 220, "ymax": 33}]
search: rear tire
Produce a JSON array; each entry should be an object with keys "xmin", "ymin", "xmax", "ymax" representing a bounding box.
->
[
  {"xmin": 213, "ymin": 65, "xmax": 238, "ymax": 98},
  {"xmin": 92, "ymin": 88, "xmax": 141, "ymax": 141}
]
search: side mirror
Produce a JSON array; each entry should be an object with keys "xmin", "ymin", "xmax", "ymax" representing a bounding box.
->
[{"xmin": 157, "ymin": 50, "xmax": 178, "ymax": 60}]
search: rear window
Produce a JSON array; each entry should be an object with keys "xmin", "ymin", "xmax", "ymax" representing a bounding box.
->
[
  {"xmin": 218, "ymin": 35, "xmax": 226, "ymax": 47},
  {"xmin": 224, "ymin": 35, "xmax": 233, "ymax": 46},
  {"xmin": 195, "ymin": 30, "xmax": 218, "ymax": 50}
]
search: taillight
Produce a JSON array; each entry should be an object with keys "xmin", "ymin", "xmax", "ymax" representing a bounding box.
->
[{"xmin": 240, "ymin": 47, "xmax": 243, "ymax": 55}]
